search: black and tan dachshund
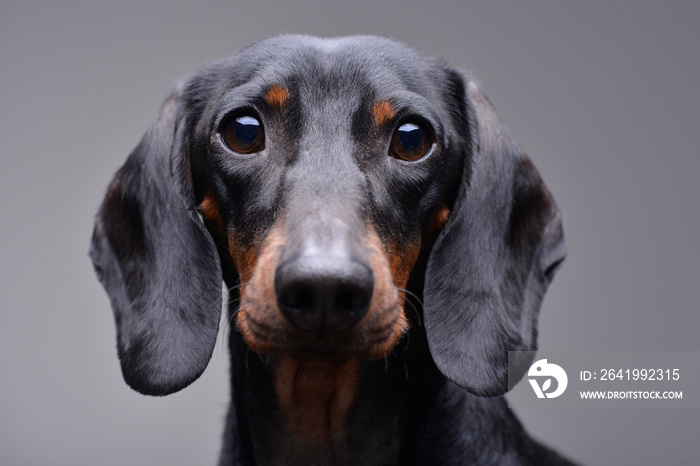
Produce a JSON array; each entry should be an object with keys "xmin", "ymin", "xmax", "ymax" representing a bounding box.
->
[{"xmin": 90, "ymin": 35, "xmax": 573, "ymax": 466}]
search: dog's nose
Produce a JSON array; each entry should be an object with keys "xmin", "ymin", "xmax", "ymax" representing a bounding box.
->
[{"xmin": 274, "ymin": 255, "xmax": 374, "ymax": 334}]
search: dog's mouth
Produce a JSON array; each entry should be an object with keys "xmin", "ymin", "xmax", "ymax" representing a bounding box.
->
[{"xmin": 238, "ymin": 305, "xmax": 408, "ymax": 359}]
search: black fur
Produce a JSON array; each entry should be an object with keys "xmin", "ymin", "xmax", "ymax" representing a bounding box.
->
[{"xmin": 91, "ymin": 35, "xmax": 572, "ymax": 465}]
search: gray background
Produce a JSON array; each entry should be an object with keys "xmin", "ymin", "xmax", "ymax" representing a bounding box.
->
[{"xmin": 1, "ymin": 0, "xmax": 698, "ymax": 464}]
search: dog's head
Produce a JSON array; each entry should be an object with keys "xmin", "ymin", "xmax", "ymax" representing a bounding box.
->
[{"xmin": 91, "ymin": 35, "xmax": 565, "ymax": 398}]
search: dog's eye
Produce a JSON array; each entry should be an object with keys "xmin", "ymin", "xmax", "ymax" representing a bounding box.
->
[
  {"xmin": 389, "ymin": 122, "xmax": 432, "ymax": 161},
  {"xmin": 221, "ymin": 114, "xmax": 265, "ymax": 154}
]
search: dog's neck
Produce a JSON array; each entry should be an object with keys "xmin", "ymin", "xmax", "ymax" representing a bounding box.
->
[{"xmin": 221, "ymin": 322, "xmax": 450, "ymax": 466}]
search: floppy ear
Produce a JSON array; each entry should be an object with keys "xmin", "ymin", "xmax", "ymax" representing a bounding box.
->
[
  {"xmin": 423, "ymin": 77, "xmax": 566, "ymax": 397},
  {"xmin": 90, "ymin": 82, "xmax": 222, "ymax": 396}
]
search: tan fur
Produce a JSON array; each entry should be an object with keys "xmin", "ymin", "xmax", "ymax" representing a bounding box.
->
[
  {"xmin": 371, "ymin": 100, "xmax": 396, "ymax": 126},
  {"xmin": 275, "ymin": 356, "xmax": 359, "ymax": 445},
  {"xmin": 264, "ymin": 85, "xmax": 289, "ymax": 109}
]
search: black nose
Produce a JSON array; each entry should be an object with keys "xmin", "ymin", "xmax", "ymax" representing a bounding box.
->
[{"xmin": 274, "ymin": 255, "xmax": 374, "ymax": 334}]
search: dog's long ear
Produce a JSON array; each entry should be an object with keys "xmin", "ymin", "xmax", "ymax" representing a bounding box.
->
[
  {"xmin": 423, "ymin": 75, "xmax": 566, "ymax": 397},
  {"xmin": 90, "ymin": 82, "xmax": 222, "ymax": 396}
]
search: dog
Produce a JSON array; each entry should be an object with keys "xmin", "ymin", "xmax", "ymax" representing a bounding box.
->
[{"xmin": 90, "ymin": 35, "xmax": 573, "ymax": 465}]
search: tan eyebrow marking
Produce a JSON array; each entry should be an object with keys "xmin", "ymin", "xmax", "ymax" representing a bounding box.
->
[
  {"xmin": 264, "ymin": 85, "xmax": 289, "ymax": 109},
  {"xmin": 372, "ymin": 100, "xmax": 396, "ymax": 126}
]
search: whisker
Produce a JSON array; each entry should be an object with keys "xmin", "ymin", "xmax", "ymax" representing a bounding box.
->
[
  {"xmin": 227, "ymin": 282, "xmax": 246, "ymax": 293},
  {"xmin": 397, "ymin": 287, "xmax": 423, "ymax": 328},
  {"xmin": 256, "ymin": 352, "xmax": 271, "ymax": 367},
  {"xmin": 404, "ymin": 300, "xmax": 422, "ymax": 328},
  {"xmin": 397, "ymin": 287, "xmax": 424, "ymax": 308}
]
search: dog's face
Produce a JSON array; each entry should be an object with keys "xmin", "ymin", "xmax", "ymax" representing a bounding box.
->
[
  {"xmin": 188, "ymin": 36, "xmax": 463, "ymax": 360},
  {"xmin": 91, "ymin": 35, "xmax": 565, "ymax": 399}
]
